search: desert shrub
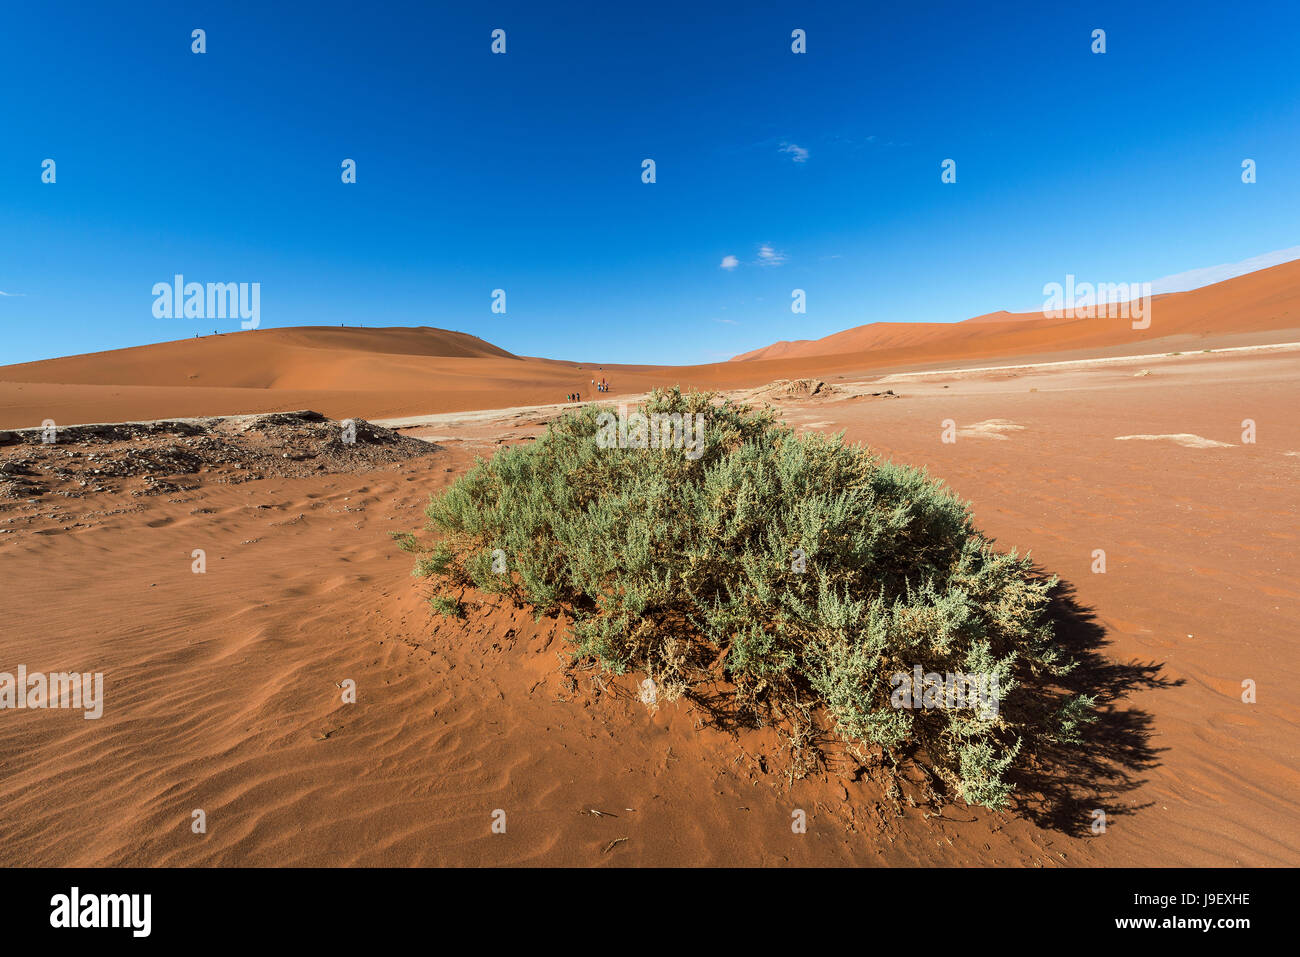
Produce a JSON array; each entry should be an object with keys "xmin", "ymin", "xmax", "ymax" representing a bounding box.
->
[
  {"xmin": 406, "ymin": 387, "xmax": 1094, "ymax": 809},
  {"xmin": 428, "ymin": 594, "xmax": 465, "ymax": 618}
]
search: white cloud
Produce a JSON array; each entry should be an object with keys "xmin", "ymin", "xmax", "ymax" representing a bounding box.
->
[
  {"xmin": 779, "ymin": 142, "xmax": 809, "ymax": 163},
  {"xmin": 719, "ymin": 245, "xmax": 789, "ymax": 270},
  {"xmin": 713, "ymin": 318, "xmax": 738, "ymax": 325},
  {"xmin": 1147, "ymin": 246, "xmax": 1300, "ymax": 295},
  {"xmin": 0, "ymin": 291, "xmax": 23, "ymax": 297}
]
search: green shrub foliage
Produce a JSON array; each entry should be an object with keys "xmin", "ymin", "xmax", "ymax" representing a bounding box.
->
[{"xmin": 408, "ymin": 388, "xmax": 1094, "ymax": 809}]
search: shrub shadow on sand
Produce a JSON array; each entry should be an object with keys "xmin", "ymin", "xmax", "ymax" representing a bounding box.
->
[
  {"xmin": 1002, "ymin": 576, "xmax": 1175, "ymax": 836},
  {"xmin": 672, "ymin": 573, "xmax": 1173, "ymax": 837}
]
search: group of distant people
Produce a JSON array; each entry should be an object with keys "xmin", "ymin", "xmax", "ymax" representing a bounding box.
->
[{"xmin": 567, "ymin": 378, "xmax": 611, "ymax": 402}]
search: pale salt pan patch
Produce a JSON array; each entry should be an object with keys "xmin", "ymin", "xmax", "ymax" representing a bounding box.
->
[
  {"xmin": 1114, "ymin": 433, "xmax": 1234, "ymax": 448},
  {"xmin": 958, "ymin": 419, "xmax": 1024, "ymax": 440}
]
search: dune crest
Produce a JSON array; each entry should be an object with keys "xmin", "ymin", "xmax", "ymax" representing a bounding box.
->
[{"xmin": 732, "ymin": 258, "xmax": 1300, "ymax": 363}]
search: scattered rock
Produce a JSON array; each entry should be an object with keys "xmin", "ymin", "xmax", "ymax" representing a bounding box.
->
[{"xmin": 0, "ymin": 411, "xmax": 441, "ymax": 502}]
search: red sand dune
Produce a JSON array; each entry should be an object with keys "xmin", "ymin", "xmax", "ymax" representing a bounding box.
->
[
  {"xmin": 731, "ymin": 258, "xmax": 1300, "ymax": 362},
  {"xmin": 0, "ymin": 326, "xmax": 515, "ymax": 391},
  {"xmin": 2, "ymin": 259, "xmax": 1298, "ymax": 429}
]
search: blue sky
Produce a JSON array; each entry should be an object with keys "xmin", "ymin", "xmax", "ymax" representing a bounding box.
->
[{"xmin": 2, "ymin": 0, "xmax": 1298, "ymax": 366}]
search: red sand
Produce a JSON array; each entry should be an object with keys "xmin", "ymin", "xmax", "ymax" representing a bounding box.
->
[
  {"xmin": 732, "ymin": 258, "xmax": 1300, "ymax": 364},
  {"xmin": 1, "ymin": 262, "xmax": 1297, "ymax": 866},
  {"xmin": 3, "ymin": 259, "xmax": 1299, "ymax": 430}
]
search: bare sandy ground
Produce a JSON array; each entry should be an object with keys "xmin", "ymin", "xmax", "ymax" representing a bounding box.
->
[{"xmin": 1, "ymin": 344, "xmax": 1296, "ymax": 866}]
